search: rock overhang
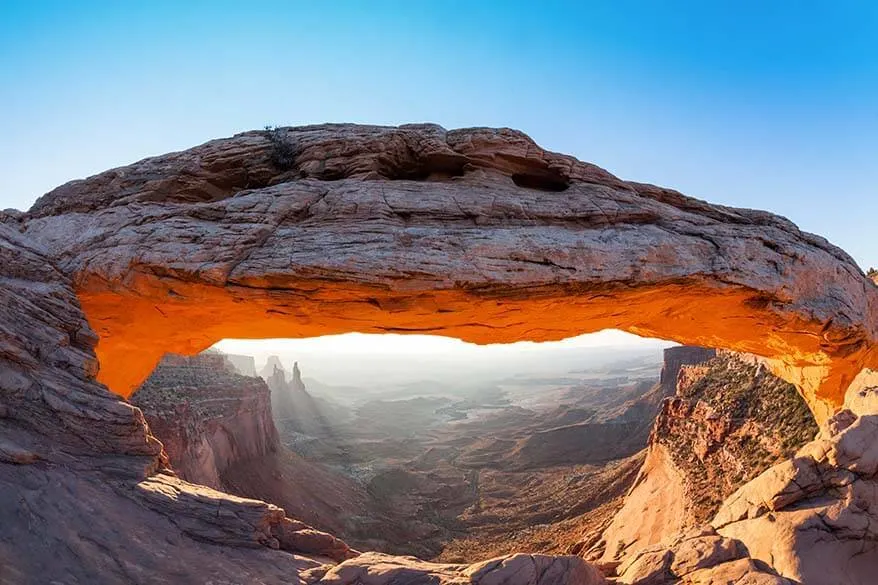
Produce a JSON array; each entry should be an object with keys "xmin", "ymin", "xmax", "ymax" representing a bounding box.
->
[{"xmin": 17, "ymin": 123, "xmax": 878, "ymax": 423}]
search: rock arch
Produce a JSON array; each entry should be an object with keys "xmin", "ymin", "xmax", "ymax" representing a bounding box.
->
[{"xmin": 22, "ymin": 124, "xmax": 878, "ymax": 423}]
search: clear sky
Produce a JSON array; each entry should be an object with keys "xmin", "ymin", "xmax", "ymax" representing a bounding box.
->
[{"xmin": 2, "ymin": 1, "xmax": 875, "ymax": 265}]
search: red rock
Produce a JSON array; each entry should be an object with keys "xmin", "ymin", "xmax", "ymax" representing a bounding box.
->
[
  {"xmin": 130, "ymin": 352, "xmax": 279, "ymax": 489},
  {"xmin": 4, "ymin": 123, "xmax": 878, "ymax": 583},
  {"xmin": 19, "ymin": 124, "xmax": 878, "ymax": 423}
]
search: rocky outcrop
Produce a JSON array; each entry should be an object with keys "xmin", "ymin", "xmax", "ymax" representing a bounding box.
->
[
  {"xmin": 130, "ymin": 352, "xmax": 279, "ymax": 489},
  {"xmin": 658, "ymin": 347, "xmax": 716, "ymax": 396},
  {"xmin": 265, "ymin": 359, "xmax": 306, "ymax": 419},
  {"xmin": 225, "ymin": 353, "xmax": 257, "ymax": 376},
  {"xmin": 655, "ymin": 352, "xmax": 817, "ymax": 523},
  {"xmin": 611, "ymin": 526, "xmax": 792, "ymax": 584},
  {"xmin": 267, "ymin": 360, "xmax": 351, "ymax": 437},
  {"xmin": 6, "ymin": 123, "xmax": 878, "ymax": 583},
  {"xmin": 130, "ymin": 353, "xmax": 369, "ymax": 539},
  {"xmin": 597, "ymin": 351, "xmax": 817, "ymax": 566},
  {"xmin": 712, "ymin": 389, "xmax": 878, "ymax": 584},
  {"xmin": 0, "ymin": 224, "xmax": 356, "ymax": 583},
  {"xmin": 260, "ymin": 355, "xmax": 286, "ymax": 381},
  {"xmin": 19, "ymin": 124, "xmax": 878, "ymax": 422},
  {"xmin": 0, "ymin": 225, "xmax": 161, "ymax": 470}
]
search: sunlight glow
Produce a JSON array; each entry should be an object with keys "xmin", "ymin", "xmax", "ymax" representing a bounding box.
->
[{"xmin": 213, "ymin": 329, "xmax": 672, "ymax": 356}]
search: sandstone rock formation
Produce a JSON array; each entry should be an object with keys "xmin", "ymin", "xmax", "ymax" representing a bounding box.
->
[
  {"xmin": 268, "ymin": 359, "xmax": 306, "ymax": 419},
  {"xmin": 265, "ymin": 360, "xmax": 352, "ymax": 440},
  {"xmin": 658, "ymin": 347, "xmax": 717, "ymax": 396},
  {"xmin": 19, "ymin": 124, "xmax": 878, "ymax": 422},
  {"xmin": 317, "ymin": 552, "xmax": 606, "ymax": 585},
  {"xmin": 261, "ymin": 355, "xmax": 286, "ymax": 381},
  {"xmin": 130, "ymin": 352, "xmax": 279, "ymax": 489},
  {"xmin": 225, "ymin": 352, "xmax": 258, "ymax": 376},
  {"xmin": 130, "ymin": 352, "xmax": 371, "ymax": 538},
  {"xmin": 0, "ymin": 223, "xmax": 356, "ymax": 584},
  {"xmin": 5, "ymin": 123, "xmax": 878, "ymax": 583},
  {"xmin": 611, "ymin": 526, "xmax": 793, "ymax": 584},
  {"xmin": 597, "ymin": 351, "xmax": 817, "ymax": 566},
  {"xmin": 712, "ymin": 386, "xmax": 878, "ymax": 584}
]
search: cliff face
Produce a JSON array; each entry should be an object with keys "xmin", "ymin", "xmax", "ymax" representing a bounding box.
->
[
  {"xmin": 598, "ymin": 350, "xmax": 818, "ymax": 567},
  {"xmin": 131, "ymin": 353, "xmax": 279, "ymax": 489},
  {"xmin": 658, "ymin": 346, "xmax": 717, "ymax": 395},
  {"xmin": 225, "ymin": 353, "xmax": 258, "ymax": 376},
  {"xmin": 658, "ymin": 351, "xmax": 817, "ymax": 522},
  {"xmin": 713, "ymin": 377, "xmax": 878, "ymax": 584},
  {"xmin": 130, "ymin": 353, "xmax": 371, "ymax": 539},
  {"xmin": 265, "ymin": 358, "xmax": 306, "ymax": 420},
  {"xmin": 0, "ymin": 224, "xmax": 358, "ymax": 584}
]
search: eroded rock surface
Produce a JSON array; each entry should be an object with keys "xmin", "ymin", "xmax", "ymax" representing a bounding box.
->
[
  {"xmin": 19, "ymin": 124, "xmax": 878, "ymax": 421},
  {"xmin": 131, "ymin": 352, "xmax": 279, "ymax": 489},
  {"xmin": 317, "ymin": 552, "xmax": 606, "ymax": 585},
  {"xmin": 712, "ymin": 405, "xmax": 878, "ymax": 584},
  {"xmin": 596, "ymin": 351, "xmax": 817, "ymax": 565},
  {"xmin": 0, "ymin": 224, "xmax": 355, "ymax": 583},
  {"xmin": 613, "ymin": 526, "xmax": 792, "ymax": 584},
  {"xmin": 6, "ymin": 123, "xmax": 878, "ymax": 583}
]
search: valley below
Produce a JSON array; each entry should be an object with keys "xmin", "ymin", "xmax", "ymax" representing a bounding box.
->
[
  {"xmin": 131, "ymin": 340, "xmax": 821, "ymax": 578},
  {"xmin": 270, "ymin": 354, "xmax": 662, "ymax": 560},
  {"xmin": 135, "ymin": 348, "xmax": 670, "ymax": 561}
]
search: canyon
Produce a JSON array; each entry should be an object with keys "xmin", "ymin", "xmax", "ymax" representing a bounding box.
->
[
  {"xmin": 133, "ymin": 348, "xmax": 667, "ymax": 559},
  {"xmin": 2, "ymin": 123, "xmax": 878, "ymax": 584},
  {"xmin": 128, "ymin": 343, "xmax": 823, "ymax": 576}
]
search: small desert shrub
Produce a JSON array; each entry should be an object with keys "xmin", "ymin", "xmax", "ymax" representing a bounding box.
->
[{"xmin": 263, "ymin": 125, "xmax": 298, "ymax": 171}]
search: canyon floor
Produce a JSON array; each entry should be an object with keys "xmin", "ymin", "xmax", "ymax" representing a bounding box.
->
[
  {"xmin": 275, "ymin": 355, "xmax": 660, "ymax": 560},
  {"xmin": 136, "ymin": 348, "xmax": 668, "ymax": 561},
  {"xmin": 128, "ymin": 339, "xmax": 832, "ymax": 584}
]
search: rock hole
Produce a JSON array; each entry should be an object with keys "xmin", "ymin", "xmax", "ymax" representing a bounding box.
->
[{"xmin": 511, "ymin": 171, "xmax": 570, "ymax": 192}]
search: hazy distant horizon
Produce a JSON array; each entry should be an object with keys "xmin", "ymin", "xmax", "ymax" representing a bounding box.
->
[{"xmin": 213, "ymin": 330, "xmax": 674, "ymax": 387}]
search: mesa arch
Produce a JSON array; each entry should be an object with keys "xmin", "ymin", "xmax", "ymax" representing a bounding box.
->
[{"xmin": 22, "ymin": 123, "xmax": 878, "ymax": 423}]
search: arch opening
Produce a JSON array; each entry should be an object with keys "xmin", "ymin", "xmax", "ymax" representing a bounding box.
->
[
  {"xmin": 127, "ymin": 332, "xmax": 818, "ymax": 561},
  {"xmin": 81, "ymin": 277, "xmax": 870, "ymax": 426}
]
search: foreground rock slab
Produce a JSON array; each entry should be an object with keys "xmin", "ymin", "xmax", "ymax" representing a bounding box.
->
[
  {"xmin": 712, "ymin": 393, "xmax": 878, "ymax": 584},
  {"xmin": 315, "ymin": 552, "xmax": 606, "ymax": 585}
]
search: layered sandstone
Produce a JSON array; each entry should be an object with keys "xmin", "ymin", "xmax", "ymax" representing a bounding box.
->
[
  {"xmin": 597, "ymin": 351, "xmax": 817, "ymax": 566},
  {"xmin": 317, "ymin": 552, "xmax": 607, "ymax": 585},
  {"xmin": 712, "ymin": 381, "xmax": 878, "ymax": 584},
  {"xmin": 610, "ymin": 526, "xmax": 793, "ymax": 584},
  {"xmin": 19, "ymin": 124, "xmax": 878, "ymax": 422},
  {"xmin": 226, "ymin": 353, "xmax": 258, "ymax": 376},
  {"xmin": 658, "ymin": 346, "xmax": 716, "ymax": 395},
  {"xmin": 5, "ymin": 123, "xmax": 878, "ymax": 583},
  {"xmin": 130, "ymin": 352, "xmax": 279, "ymax": 488},
  {"xmin": 131, "ymin": 353, "xmax": 370, "ymax": 537},
  {"xmin": 0, "ymin": 224, "xmax": 356, "ymax": 584}
]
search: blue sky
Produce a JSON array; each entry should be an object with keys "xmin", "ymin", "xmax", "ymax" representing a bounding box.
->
[{"xmin": 2, "ymin": 1, "xmax": 876, "ymax": 270}]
